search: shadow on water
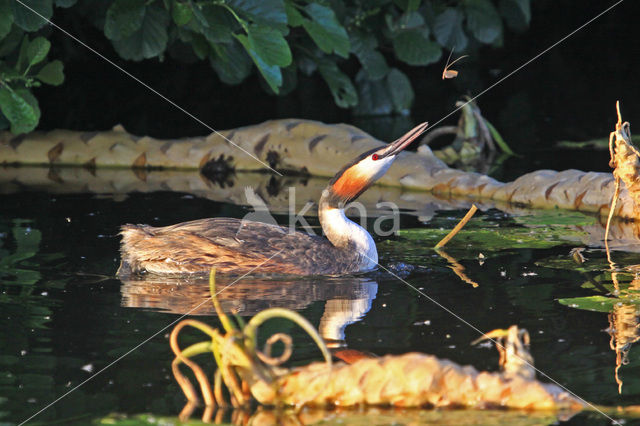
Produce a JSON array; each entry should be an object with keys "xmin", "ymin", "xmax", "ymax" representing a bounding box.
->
[{"xmin": 2, "ymin": 169, "xmax": 640, "ymax": 424}]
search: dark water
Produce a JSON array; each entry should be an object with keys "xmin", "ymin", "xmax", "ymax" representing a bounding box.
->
[
  {"xmin": 1, "ymin": 1, "xmax": 638, "ymax": 422},
  {"xmin": 1, "ymin": 171, "xmax": 640, "ymax": 425},
  {"xmin": 5, "ymin": 2, "xmax": 640, "ymax": 417}
]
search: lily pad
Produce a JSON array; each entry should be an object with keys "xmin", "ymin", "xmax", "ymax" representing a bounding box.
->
[
  {"xmin": 97, "ymin": 413, "xmax": 215, "ymax": 425},
  {"xmin": 558, "ymin": 295, "xmax": 640, "ymax": 313},
  {"xmin": 512, "ymin": 210, "xmax": 597, "ymax": 227},
  {"xmin": 538, "ymin": 252, "xmax": 640, "ymax": 274},
  {"xmin": 397, "ymin": 226, "xmax": 587, "ymax": 251},
  {"xmin": 536, "ymin": 257, "xmax": 607, "ymax": 274}
]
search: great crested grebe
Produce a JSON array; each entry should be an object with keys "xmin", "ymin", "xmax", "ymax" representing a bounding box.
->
[{"xmin": 118, "ymin": 122, "xmax": 428, "ymax": 276}]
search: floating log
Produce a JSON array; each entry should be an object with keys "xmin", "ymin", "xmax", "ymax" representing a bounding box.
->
[{"xmin": 0, "ymin": 118, "xmax": 635, "ymax": 219}]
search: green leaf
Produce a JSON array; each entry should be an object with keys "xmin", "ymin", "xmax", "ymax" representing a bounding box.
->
[
  {"xmin": 250, "ymin": 55, "xmax": 282, "ymax": 93},
  {"xmin": 386, "ymin": 68, "xmax": 413, "ymax": 114},
  {"xmin": 485, "ymin": 119, "xmax": 515, "ymax": 155},
  {"xmin": 15, "ymin": 88, "xmax": 39, "ymax": 121},
  {"xmin": 10, "ymin": 224, "xmax": 41, "ymax": 263},
  {"xmin": 228, "ymin": 0, "xmax": 287, "ymax": 30},
  {"xmin": 194, "ymin": 4, "xmax": 234, "ymax": 43},
  {"xmin": 171, "ymin": 1, "xmax": 192, "ymax": 26},
  {"xmin": 433, "ymin": 8, "xmax": 468, "ymax": 50},
  {"xmin": 285, "ymin": 1, "xmax": 303, "ymax": 27},
  {"xmin": 386, "ymin": 11, "xmax": 424, "ymax": 34},
  {"xmin": 353, "ymin": 70, "xmax": 393, "ymax": 116},
  {"xmin": 35, "ymin": 59, "xmax": 63, "ymax": 85},
  {"xmin": 248, "ymin": 24, "xmax": 291, "ymax": 67},
  {"xmin": 513, "ymin": 210, "xmax": 595, "ymax": 227},
  {"xmin": 0, "ymin": 25, "xmax": 22, "ymax": 57},
  {"xmin": 397, "ymin": 224, "xmax": 588, "ymax": 250},
  {"xmin": 350, "ymin": 31, "xmax": 388, "ymax": 81},
  {"xmin": 54, "ymin": 0, "xmax": 76, "ymax": 7},
  {"xmin": 189, "ymin": 32, "xmax": 209, "ymax": 60},
  {"xmin": 393, "ymin": 29, "xmax": 441, "ymax": 66},
  {"xmin": 397, "ymin": 11, "xmax": 425, "ymax": 30},
  {"xmin": 0, "ymin": 0, "xmax": 13, "ymax": 40},
  {"xmin": 210, "ymin": 39, "xmax": 252, "ymax": 84},
  {"xmin": 112, "ymin": 6, "xmax": 169, "ymax": 61},
  {"xmin": 190, "ymin": 1, "xmax": 209, "ymax": 28},
  {"xmin": 276, "ymin": 62, "xmax": 297, "ymax": 96},
  {"xmin": 235, "ymin": 33, "xmax": 282, "ymax": 93},
  {"xmin": 465, "ymin": 0, "xmax": 502, "ymax": 44},
  {"xmin": 26, "ymin": 36, "xmax": 50, "ymax": 67},
  {"xmin": 302, "ymin": 3, "xmax": 350, "ymax": 58},
  {"xmin": 10, "ymin": 0, "xmax": 52, "ymax": 32},
  {"xmin": 104, "ymin": 0, "xmax": 145, "ymax": 41},
  {"xmin": 318, "ymin": 61, "xmax": 357, "ymax": 108},
  {"xmin": 0, "ymin": 86, "xmax": 39, "ymax": 134},
  {"xmin": 558, "ymin": 296, "xmax": 621, "ymax": 313},
  {"xmin": 15, "ymin": 35, "xmax": 29, "ymax": 73},
  {"xmin": 499, "ymin": 0, "xmax": 530, "ymax": 31},
  {"xmin": 358, "ymin": 48, "xmax": 388, "ymax": 81}
]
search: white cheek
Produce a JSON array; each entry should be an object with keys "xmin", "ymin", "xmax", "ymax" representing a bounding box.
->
[{"xmin": 355, "ymin": 156, "xmax": 395, "ymax": 181}]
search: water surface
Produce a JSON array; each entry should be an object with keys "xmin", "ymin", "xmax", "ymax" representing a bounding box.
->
[{"xmin": 1, "ymin": 171, "xmax": 639, "ymax": 425}]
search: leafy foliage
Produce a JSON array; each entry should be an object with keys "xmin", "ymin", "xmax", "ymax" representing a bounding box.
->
[
  {"xmin": 0, "ymin": 28, "xmax": 63, "ymax": 134},
  {"xmin": 0, "ymin": 0, "xmax": 531, "ymax": 134}
]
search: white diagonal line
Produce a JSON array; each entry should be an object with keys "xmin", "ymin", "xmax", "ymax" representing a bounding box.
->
[
  {"xmin": 367, "ymin": 252, "xmax": 620, "ymax": 424},
  {"xmin": 12, "ymin": 0, "xmax": 283, "ymax": 177},
  {"xmin": 426, "ymin": 0, "xmax": 625, "ymax": 133},
  {"xmin": 13, "ymin": 0, "xmax": 627, "ymax": 423},
  {"xmin": 19, "ymin": 249, "xmax": 284, "ymax": 425}
]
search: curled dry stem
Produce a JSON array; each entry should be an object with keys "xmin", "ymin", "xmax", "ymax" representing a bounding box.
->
[
  {"xmin": 209, "ymin": 268, "xmax": 237, "ymax": 333},
  {"xmin": 170, "ymin": 320, "xmax": 218, "ymax": 406},
  {"xmin": 244, "ymin": 306, "xmax": 333, "ymax": 407},
  {"xmin": 244, "ymin": 308, "xmax": 331, "ymax": 368},
  {"xmin": 214, "ymin": 369, "xmax": 227, "ymax": 407},
  {"xmin": 257, "ymin": 333, "xmax": 293, "ymax": 366},
  {"xmin": 219, "ymin": 338, "xmax": 248, "ymax": 406},
  {"xmin": 170, "ymin": 268, "xmax": 333, "ymax": 409}
]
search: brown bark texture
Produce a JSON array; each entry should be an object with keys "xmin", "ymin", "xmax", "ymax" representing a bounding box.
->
[{"xmin": 0, "ymin": 119, "xmax": 633, "ymax": 219}]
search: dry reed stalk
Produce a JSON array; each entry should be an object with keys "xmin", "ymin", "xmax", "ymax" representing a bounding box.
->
[
  {"xmin": 606, "ymin": 101, "xmax": 639, "ymax": 259},
  {"xmin": 435, "ymin": 204, "xmax": 478, "ymax": 249}
]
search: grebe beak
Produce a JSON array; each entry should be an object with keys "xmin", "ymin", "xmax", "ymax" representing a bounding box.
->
[{"xmin": 376, "ymin": 122, "xmax": 429, "ymax": 159}]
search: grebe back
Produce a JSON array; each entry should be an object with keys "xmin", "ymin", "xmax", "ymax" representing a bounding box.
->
[{"xmin": 118, "ymin": 122, "xmax": 428, "ymax": 276}]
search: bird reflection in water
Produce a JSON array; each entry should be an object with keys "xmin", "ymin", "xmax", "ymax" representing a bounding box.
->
[{"xmin": 119, "ymin": 274, "xmax": 377, "ymax": 349}]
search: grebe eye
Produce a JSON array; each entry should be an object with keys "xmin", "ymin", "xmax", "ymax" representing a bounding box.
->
[{"xmin": 372, "ymin": 153, "xmax": 379, "ymax": 161}]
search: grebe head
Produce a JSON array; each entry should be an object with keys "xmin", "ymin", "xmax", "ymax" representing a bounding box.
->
[{"xmin": 324, "ymin": 122, "xmax": 429, "ymax": 205}]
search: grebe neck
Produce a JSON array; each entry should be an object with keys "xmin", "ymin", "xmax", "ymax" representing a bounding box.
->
[{"xmin": 318, "ymin": 190, "xmax": 378, "ymax": 269}]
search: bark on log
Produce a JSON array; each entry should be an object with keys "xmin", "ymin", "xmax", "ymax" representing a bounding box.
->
[{"xmin": 0, "ymin": 119, "xmax": 632, "ymax": 219}]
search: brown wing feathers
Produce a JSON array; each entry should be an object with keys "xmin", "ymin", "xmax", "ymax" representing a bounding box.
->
[{"xmin": 118, "ymin": 218, "xmax": 356, "ymax": 275}]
